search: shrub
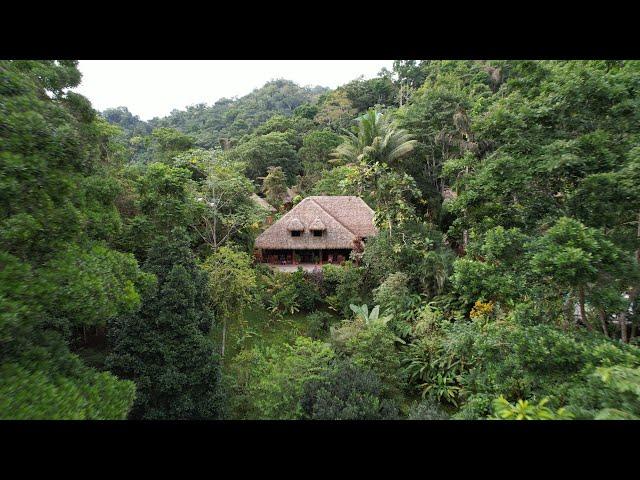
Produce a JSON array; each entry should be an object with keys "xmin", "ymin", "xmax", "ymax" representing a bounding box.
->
[
  {"xmin": 373, "ymin": 272, "xmax": 412, "ymax": 312},
  {"xmin": 321, "ymin": 262, "xmax": 365, "ymax": 315},
  {"xmin": 289, "ymin": 268, "xmax": 322, "ymax": 312},
  {"xmin": 300, "ymin": 359, "xmax": 400, "ymax": 420},
  {"xmin": 306, "ymin": 311, "xmax": 336, "ymax": 340},
  {"xmin": 407, "ymin": 400, "xmax": 450, "ymax": 420},
  {"xmin": 225, "ymin": 336, "xmax": 336, "ymax": 419},
  {"xmin": 340, "ymin": 322, "xmax": 403, "ymax": 396}
]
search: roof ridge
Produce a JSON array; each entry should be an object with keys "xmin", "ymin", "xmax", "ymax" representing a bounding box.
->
[{"xmin": 309, "ymin": 197, "xmax": 358, "ymax": 238}]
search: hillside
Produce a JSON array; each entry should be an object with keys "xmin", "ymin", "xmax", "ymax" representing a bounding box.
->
[{"xmin": 104, "ymin": 79, "xmax": 329, "ymax": 149}]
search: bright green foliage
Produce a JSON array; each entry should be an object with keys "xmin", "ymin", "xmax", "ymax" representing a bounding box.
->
[
  {"xmin": 310, "ymin": 165, "xmax": 361, "ymax": 196},
  {"xmin": 150, "ymin": 127, "xmax": 195, "ymax": 163},
  {"xmin": 196, "ymin": 160, "xmax": 263, "ymax": 254},
  {"xmin": 348, "ymin": 304, "xmax": 389, "ymax": 325},
  {"xmin": 491, "ymin": 396, "xmax": 574, "ymax": 420},
  {"xmin": 332, "ymin": 109, "xmax": 417, "ymax": 167},
  {"xmin": 202, "ymin": 245, "xmax": 257, "ymax": 357},
  {"xmin": 41, "ymin": 244, "xmax": 154, "ymax": 331},
  {"xmin": 451, "ymin": 227, "xmax": 529, "ymax": 307},
  {"xmin": 226, "ymin": 336, "xmax": 336, "ymax": 419},
  {"xmin": 403, "ymin": 335, "xmax": 465, "ymax": 406},
  {"xmin": 0, "ymin": 359, "xmax": 135, "ymax": 420},
  {"xmin": 335, "ymin": 321, "xmax": 403, "ymax": 397},
  {"xmin": 117, "ymin": 161, "xmax": 203, "ymax": 261},
  {"xmin": 106, "ymin": 229, "xmax": 224, "ymax": 419},
  {"xmin": 588, "ymin": 366, "xmax": 640, "ymax": 419}
]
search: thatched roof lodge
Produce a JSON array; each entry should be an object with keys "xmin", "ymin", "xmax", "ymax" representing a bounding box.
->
[
  {"xmin": 250, "ymin": 193, "xmax": 276, "ymax": 212},
  {"xmin": 254, "ymin": 196, "xmax": 377, "ymax": 267}
]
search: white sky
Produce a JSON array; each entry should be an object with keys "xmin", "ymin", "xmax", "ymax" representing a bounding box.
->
[{"xmin": 76, "ymin": 60, "xmax": 395, "ymax": 121}]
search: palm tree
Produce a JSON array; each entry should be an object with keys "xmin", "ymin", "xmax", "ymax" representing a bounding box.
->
[{"xmin": 331, "ymin": 109, "xmax": 417, "ymax": 166}]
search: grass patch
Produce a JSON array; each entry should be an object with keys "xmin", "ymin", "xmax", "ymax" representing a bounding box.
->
[{"xmin": 213, "ymin": 307, "xmax": 338, "ymax": 362}]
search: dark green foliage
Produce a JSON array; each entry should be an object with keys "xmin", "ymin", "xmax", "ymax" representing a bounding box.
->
[
  {"xmin": 106, "ymin": 229, "xmax": 224, "ymax": 419},
  {"xmin": 321, "ymin": 263, "xmax": 366, "ymax": 316},
  {"xmin": 147, "ymin": 80, "xmax": 328, "ymax": 148},
  {"xmin": 341, "ymin": 76, "xmax": 398, "ymax": 112},
  {"xmin": 300, "ymin": 359, "xmax": 400, "ymax": 420},
  {"xmin": 225, "ymin": 131, "xmax": 300, "ymax": 184},
  {"xmin": 288, "ymin": 268, "xmax": 322, "ymax": 312},
  {"xmin": 102, "ymin": 106, "xmax": 152, "ymax": 138},
  {"xmin": 332, "ymin": 321, "xmax": 403, "ymax": 397},
  {"xmin": 306, "ymin": 311, "xmax": 336, "ymax": 340},
  {"xmin": 0, "ymin": 60, "xmax": 148, "ymax": 419}
]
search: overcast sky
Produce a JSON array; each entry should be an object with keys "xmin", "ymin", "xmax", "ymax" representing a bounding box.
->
[{"xmin": 76, "ymin": 60, "xmax": 395, "ymax": 121}]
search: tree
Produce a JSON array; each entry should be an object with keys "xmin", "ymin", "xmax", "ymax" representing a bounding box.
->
[
  {"xmin": 193, "ymin": 161, "xmax": 262, "ymax": 253},
  {"xmin": 226, "ymin": 336, "xmax": 336, "ymax": 419},
  {"xmin": 342, "ymin": 76, "xmax": 397, "ymax": 112},
  {"xmin": 0, "ymin": 60, "xmax": 150, "ymax": 419},
  {"xmin": 300, "ymin": 359, "xmax": 400, "ymax": 420},
  {"xmin": 118, "ymin": 162, "xmax": 202, "ymax": 261},
  {"xmin": 106, "ymin": 229, "xmax": 224, "ymax": 419},
  {"xmin": 225, "ymin": 131, "xmax": 299, "ymax": 183},
  {"xmin": 298, "ymin": 129, "xmax": 342, "ymax": 176},
  {"xmin": 150, "ymin": 127, "xmax": 195, "ymax": 163},
  {"xmin": 530, "ymin": 217, "xmax": 637, "ymax": 334},
  {"xmin": 261, "ymin": 166, "xmax": 288, "ymax": 211},
  {"xmin": 314, "ymin": 90, "xmax": 358, "ymax": 129},
  {"xmin": 332, "ymin": 109, "xmax": 417, "ymax": 167},
  {"xmin": 202, "ymin": 246, "xmax": 257, "ymax": 358}
]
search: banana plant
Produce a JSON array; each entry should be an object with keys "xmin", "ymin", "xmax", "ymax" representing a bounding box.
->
[{"xmin": 349, "ymin": 303, "xmax": 390, "ymax": 325}]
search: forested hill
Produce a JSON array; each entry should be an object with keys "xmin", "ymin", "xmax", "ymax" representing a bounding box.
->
[
  {"xmin": 103, "ymin": 79, "xmax": 329, "ymax": 149},
  {"xmin": 2, "ymin": 60, "xmax": 640, "ymax": 421}
]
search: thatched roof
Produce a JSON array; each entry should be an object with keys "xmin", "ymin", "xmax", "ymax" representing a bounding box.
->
[
  {"xmin": 309, "ymin": 217, "xmax": 326, "ymax": 231},
  {"xmin": 287, "ymin": 218, "xmax": 305, "ymax": 231},
  {"xmin": 250, "ymin": 193, "xmax": 276, "ymax": 212},
  {"xmin": 255, "ymin": 196, "xmax": 377, "ymax": 250},
  {"xmin": 284, "ymin": 187, "xmax": 298, "ymax": 203}
]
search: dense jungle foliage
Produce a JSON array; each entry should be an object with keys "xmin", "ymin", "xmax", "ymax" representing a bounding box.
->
[{"xmin": 1, "ymin": 60, "xmax": 639, "ymax": 420}]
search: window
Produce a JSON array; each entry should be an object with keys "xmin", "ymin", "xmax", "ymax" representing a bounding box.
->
[
  {"xmin": 291, "ymin": 230, "xmax": 301, "ymax": 237},
  {"xmin": 313, "ymin": 230, "xmax": 323, "ymax": 237}
]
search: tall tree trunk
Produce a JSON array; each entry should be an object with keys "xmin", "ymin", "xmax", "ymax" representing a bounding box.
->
[
  {"xmin": 620, "ymin": 312, "xmax": 629, "ymax": 343},
  {"xmin": 599, "ymin": 309, "xmax": 609, "ymax": 337},
  {"xmin": 636, "ymin": 211, "xmax": 640, "ymax": 264},
  {"xmin": 221, "ymin": 317, "xmax": 227, "ymax": 358},
  {"xmin": 562, "ymin": 294, "xmax": 573, "ymax": 331},
  {"xmin": 578, "ymin": 286, "xmax": 592, "ymax": 331},
  {"xmin": 622, "ymin": 286, "xmax": 639, "ymax": 343}
]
